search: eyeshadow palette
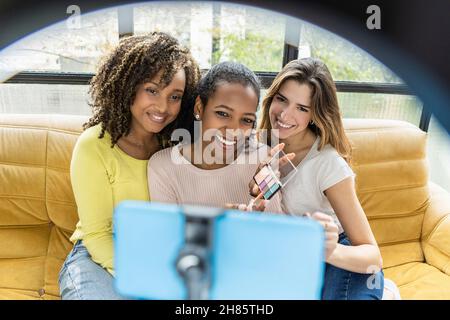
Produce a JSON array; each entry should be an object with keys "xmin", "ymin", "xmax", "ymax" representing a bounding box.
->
[
  {"xmin": 253, "ymin": 150, "xmax": 298, "ymax": 201},
  {"xmin": 253, "ymin": 165, "xmax": 281, "ymax": 200}
]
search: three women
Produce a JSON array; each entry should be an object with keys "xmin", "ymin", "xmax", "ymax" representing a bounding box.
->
[{"xmin": 60, "ymin": 32, "xmax": 388, "ymax": 300}]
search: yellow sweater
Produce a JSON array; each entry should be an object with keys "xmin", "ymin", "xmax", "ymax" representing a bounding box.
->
[{"xmin": 70, "ymin": 124, "xmax": 149, "ymax": 275}]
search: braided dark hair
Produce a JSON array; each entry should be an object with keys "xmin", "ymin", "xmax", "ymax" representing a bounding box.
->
[
  {"xmin": 84, "ymin": 31, "xmax": 201, "ymax": 147},
  {"xmin": 197, "ymin": 61, "xmax": 261, "ymax": 108}
]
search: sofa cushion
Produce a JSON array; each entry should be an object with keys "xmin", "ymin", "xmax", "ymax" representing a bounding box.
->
[
  {"xmin": 0, "ymin": 114, "xmax": 447, "ymax": 300},
  {"xmin": 384, "ymin": 262, "xmax": 450, "ymax": 299},
  {"xmin": 0, "ymin": 114, "xmax": 86, "ymax": 299},
  {"xmin": 0, "ymin": 288, "xmax": 42, "ymax": 300},
  {"xmin": 344, "ymin": 119, "xmax": 429, "ymax": 267}
]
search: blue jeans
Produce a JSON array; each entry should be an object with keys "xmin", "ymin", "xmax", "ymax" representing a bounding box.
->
[
  {"xmin": 321, "ymin": 233, "xmax": 384, "ymax": 300},
  {"xmin": 58, "ymin": 240, "xmax": 125, "ymax": 300}
]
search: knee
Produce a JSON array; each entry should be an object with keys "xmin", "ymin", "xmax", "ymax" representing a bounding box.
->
[
  {"xmin": 350, "ymin": 270, "xmax": 384, "ymax": 300},
  {"xmin": 322, "ymin": 266, "xmax": 385, "ymax": 300}
]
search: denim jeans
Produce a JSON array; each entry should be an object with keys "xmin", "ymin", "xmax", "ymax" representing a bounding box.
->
[
  {"xmin": 321, "ymin": 233, "xmax": 384, "ymax": 300},
  {"xmin": 58, "ymin": 240, "xmax": 126, "ymax": 300}
]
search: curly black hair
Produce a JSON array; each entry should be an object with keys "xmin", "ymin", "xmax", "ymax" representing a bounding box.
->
[{"xmin": 84, "ymin": 31, "xmax": 201, "ymax": 147}]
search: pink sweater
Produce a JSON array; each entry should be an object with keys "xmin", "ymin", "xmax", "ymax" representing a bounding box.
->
[{"xmin": 148, "ymin": 144, "xmax": 283, "ymax": 213}]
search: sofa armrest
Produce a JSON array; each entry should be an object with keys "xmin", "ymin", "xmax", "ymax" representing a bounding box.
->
[{"xmin": 421, "ymin": 182, "xmax": 450, "ymax": 275}]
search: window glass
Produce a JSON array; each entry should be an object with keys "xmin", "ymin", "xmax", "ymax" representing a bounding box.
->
[
  {"xmin": 0, "ymin": 8, "xmax": 118, "ymax": 76},
  {"xmin": 338, "ymin": 92, "xmax": 422, "ymax": 126},
  {"xmin": 299, "ymin": 22, "xmax": 403, "ymax": 83},
  {"xmin": 133, "ymin": 2, "xmax": 285, "ymax": 71},
  {"xmin": 427, "ymin": 116, "xmax": 450, "ymax": 192},
  {"xmin": 0, "ymin": 83, "xmax": 90, "ymax": 115}
]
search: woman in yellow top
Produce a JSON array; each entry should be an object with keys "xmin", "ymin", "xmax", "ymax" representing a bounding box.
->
[{"xmin": 58, "ymin": 32, "xmax": 200, "ymax": 300}]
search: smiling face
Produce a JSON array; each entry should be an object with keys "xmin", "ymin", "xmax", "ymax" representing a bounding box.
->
[
  {"xmin": 130, "ymin": 68, "xmax": 186, "ymax": 136},
  {"xmin": 196, "ymin": 81, "xmax": 258, "ymax": 162},
  {"xmin": 269, "ymin": 80, "xmax": 313, "ymax": 140}
]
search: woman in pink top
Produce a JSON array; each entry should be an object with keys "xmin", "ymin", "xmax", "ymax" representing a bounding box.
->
[{"xmin": 148, "ymin": 61, "xmax": 283, "ymax": 213}]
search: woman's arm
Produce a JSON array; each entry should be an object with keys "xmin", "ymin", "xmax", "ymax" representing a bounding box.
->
[
  {"xmin": 324, "ymin": 177, "xmax": 383, "ymax": 274},
  {"xmin": 70, "ymin": 137, "xmax": 115, "ymax": 275}
]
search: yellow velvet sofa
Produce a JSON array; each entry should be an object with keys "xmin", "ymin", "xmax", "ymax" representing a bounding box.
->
[{"xmin": 0, "ymin": 114, "xmax": 449, "ymax": 300}]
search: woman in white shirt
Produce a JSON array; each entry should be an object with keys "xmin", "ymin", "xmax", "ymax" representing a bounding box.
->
[{"xmin": 253, "ymin": 57, "xmax": 388, "ymax": 300}]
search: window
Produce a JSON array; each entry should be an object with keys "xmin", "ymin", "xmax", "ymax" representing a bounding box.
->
[
  {"xmin": 299, "ymin": 22, "xmax": 402, "ymax": 83},
  {"xmin": 134, "ymin": 2, "xmax": 194, "ymax": 54},
  {"xmin": 0, "ymin": 8, "xmax": 118, "ymax": 75},
  {"xmin": 133, "ymin": 2, "xmax": 285, "ymax": 71},
  {"xmin": 427, "ymin": 116, "xmax": 450, "ymax": 192},
  {"xmin": 338, "ymin": 93, "xmax": 422, "ymax": 126},
  {"xmin": 0, "ymin": 83, "xmax": 90, "ymax": 115}
]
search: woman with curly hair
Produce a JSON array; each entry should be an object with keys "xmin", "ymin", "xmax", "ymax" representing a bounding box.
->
[{"xmin": 58, "ymin": 32, "xmax": 200, "ymax": 300}]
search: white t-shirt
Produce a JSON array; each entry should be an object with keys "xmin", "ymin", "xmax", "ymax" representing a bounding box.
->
[{"xmin": 281, "ymin": 136, "xmax": 355, "ymax": 234}]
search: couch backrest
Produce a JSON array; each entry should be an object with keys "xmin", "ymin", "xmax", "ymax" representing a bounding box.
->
[
  {"xmin": 344, "ymin": 119, "xmax": 429, "ymax": 268},
  {"xmin": 0, "ymin": 114, "xmax": 429, "ymax": 298},
  {"xmin": 0, "ymin": 114, "xmax": 86, "ymax": 299}
]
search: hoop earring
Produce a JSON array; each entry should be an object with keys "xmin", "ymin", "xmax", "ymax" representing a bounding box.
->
[{"xmin": 309, "ymin": 120, "xmax": 315, "ymax": 125}]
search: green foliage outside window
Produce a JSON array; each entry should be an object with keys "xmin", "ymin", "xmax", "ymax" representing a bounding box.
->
[
  {"xmin": 211, "ymin": 28, "xmax": 283, "ymax": 72},
  {"xmin": 300, "ymin": 25, "xmax": 402, "ymax": 83}
]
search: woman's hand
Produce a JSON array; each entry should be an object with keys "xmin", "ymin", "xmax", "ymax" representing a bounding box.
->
[
  {"xmin": 249, "ymin": 143, "xmax": 295, "ymax": 197},
  {"xmin": 225, "ymin": 197, "xmax": 268, "ymax": 212},
  {"xmin": 307, "ymin": 211, "xmax": 339, "ymax": 262}
]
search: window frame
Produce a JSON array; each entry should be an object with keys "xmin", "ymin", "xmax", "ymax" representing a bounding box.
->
[
  {"xmin": 0, "ymin": 3, "xmax": 433, "ymax": 131},
  {"xmin": 4, "ymin": 70, "xmax": 431, "ymax": 132}
]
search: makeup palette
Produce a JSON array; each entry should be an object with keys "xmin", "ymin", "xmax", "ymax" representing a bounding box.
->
[{"xmin": 253, "ymin": 150, "xmax": 298, "ymax": 201}]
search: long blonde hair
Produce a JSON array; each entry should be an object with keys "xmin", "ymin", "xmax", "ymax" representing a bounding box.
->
[{"xmin": 258, "ymin": 58, "xmax": 352, "ymax": 163}]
